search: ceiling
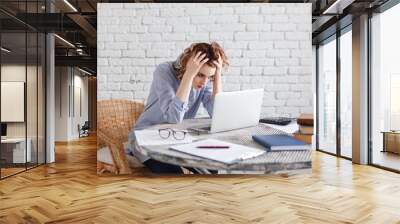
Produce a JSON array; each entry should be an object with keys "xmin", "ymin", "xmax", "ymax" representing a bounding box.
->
[{"xmin": 0, "ymin": 0, "xmax": 392, "ymax": 75}]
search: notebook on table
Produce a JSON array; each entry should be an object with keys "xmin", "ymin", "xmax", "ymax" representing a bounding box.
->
[
  {"xmin": 252, "ymin": 134, "xmax": 310, "ymax": 151},
  {"xmin": 169, "ymin": 139, "xmax": 265, "ymax": 164}
]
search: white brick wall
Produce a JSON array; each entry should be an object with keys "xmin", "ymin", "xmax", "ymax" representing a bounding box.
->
[{"xmin": 98, "ymin": 3, "xmax": 312, "ymax": 117}]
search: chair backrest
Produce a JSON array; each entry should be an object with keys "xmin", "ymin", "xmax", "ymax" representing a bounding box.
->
[{"xmin": 97, "ymin": 99, "xmax": 144, "ymax": 146}]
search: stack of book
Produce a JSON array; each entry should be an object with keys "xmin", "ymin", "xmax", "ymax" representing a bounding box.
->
[
  {"xmin": 252, "ymin": 134, "xmax": 309, "ymax": 151},
  {"xmin": 293, "ymin": 113, "xmax": 314, "ymax": 144}
]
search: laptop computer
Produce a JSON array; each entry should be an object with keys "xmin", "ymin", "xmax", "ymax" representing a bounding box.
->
[{"xmin": 191, "ymin": 89, "xmax": 264, "ymax": 133}]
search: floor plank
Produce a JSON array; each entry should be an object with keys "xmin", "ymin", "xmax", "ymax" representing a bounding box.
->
[
  {"xmin": 0, "ymin": 135, "xmax": 400, "ymax": 223},
  {"xmin": 372, "ymin": 151, "xmax": 400, "ymax": 171}
]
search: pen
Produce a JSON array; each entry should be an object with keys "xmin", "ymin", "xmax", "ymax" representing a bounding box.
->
[{"xmin": 196, "ymin": 146, "xmax": 230, "ymax": 149}]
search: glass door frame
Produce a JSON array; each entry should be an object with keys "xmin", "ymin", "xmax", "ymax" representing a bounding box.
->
[
  {"xmin": 0, "ymin": 1, "xmax": 48, "ymax": 180},
  {"xmin": 367, "ymin": 0, "xmax": 400, "ymax": 173},
  {"xmin": 315, "ymin": 24, "xmax": 353, "ymax": 161}
]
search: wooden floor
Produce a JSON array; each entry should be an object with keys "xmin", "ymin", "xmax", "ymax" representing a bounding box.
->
[
  {"xmin": 1, "ymin": 135, "xmax": 400, "ymax": 223},
  {"xmin": 1, "ymin": 163, "xmax": 45, "ymax": 178},
  {"xmin": 373, "ymin": 150, "xmax": 400, "ymax": 171},
  {"xmin": 1, "ymin": 167, "xmax": 26, "ymax": 178}
]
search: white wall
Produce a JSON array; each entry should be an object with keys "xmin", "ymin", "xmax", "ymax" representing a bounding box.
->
[
  {"xmin": 55, "ymin": 67, "xmax": 68, "ymax": 141},
  {"xmin": 55, "ymin": 67, "xmax": 89, "ymax": 141},
  {"xmin": 1, "ymin": 65, "xmax": 26, "ymax": 139},
  {"xmin": 72, "ymin": 74, "xmax": 89, "ymax": 137},
  {"xmin": 1, "ymin": 65, "xmax": 35, "ymax": 137},
  {"xmin": 97, "ymin": 3, "xmax": 313, "ymax": 118}
]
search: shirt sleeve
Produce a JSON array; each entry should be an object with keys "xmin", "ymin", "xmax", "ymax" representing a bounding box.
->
[
  {"xmin": 154, "ymin": 64, "xmax": 188, "ymax": 124},
  {"xmin": 201, "ymin": 81, "xmax": 214, "ymax": 117}
]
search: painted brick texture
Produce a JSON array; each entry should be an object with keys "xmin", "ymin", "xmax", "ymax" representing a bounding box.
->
[{"xmin": 97, "ymin": 3, "xmax": 312, "ymax": 117}]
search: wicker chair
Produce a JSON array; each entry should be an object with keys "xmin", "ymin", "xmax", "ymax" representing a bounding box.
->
[{"xmin": 97, "ymin": 99, "xmax": 144, "ymax": 174}]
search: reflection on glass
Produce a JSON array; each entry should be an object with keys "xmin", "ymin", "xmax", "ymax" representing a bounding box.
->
[
  {"xmin": 0, "ymin": 1, "xmax": 47, "ymax": 179},
  {"xmin": 38, "ymin": 33, "xmax": 46, "ymax": 165},
  {"xmin": 318, "ymin": 37, "xmax": 337, "ymax": 154},
  {"xmin": 340, "ymin": 29, "xmax": 352, "ymax": 158},
  {"xmin": 27, "ymin": 31, "xmax": 38, "ymax": 169},
  {"xmin": 1, "ymin": 31, "xmax": 27, "ymax": 177},
  {"xmin": 371, "ymin": 4, "xmax": 400, "ymax": 171}
]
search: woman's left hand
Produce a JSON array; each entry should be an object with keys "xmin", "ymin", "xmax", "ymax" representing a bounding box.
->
[
  {"xmin": 212, "ymin": 56, "xmax": 223, "ymax": 76},
  {"xmin": 211, "ymin": 56, "xmax": 223, "ymax": 96}
]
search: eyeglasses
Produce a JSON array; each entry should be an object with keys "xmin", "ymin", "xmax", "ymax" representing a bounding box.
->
[{"xmin": 158, "ymin": 128, "xmax": 188, "ymax": 140}]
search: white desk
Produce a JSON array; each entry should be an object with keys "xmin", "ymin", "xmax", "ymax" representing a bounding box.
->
[{"xmin": 1, "ymin": 138, "xmax": 32, "ymax": 163}]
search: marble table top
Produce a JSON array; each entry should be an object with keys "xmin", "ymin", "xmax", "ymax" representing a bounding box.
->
[{"xmin": 134, "ymin": 118, "xmax": 312, "ymax": 174}]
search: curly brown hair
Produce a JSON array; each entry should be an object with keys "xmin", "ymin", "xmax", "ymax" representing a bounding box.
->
[{"xmin": 173, "ymin": 42, "xmax": 229, "ymax": 80}]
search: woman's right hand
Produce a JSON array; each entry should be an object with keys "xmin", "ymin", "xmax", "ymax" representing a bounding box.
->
[{"xmin": 184, "ymin": 51, "xmax": 209, "ymax": 79}]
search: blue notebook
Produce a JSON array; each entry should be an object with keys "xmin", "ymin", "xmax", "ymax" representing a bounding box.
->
[{"xmin": 252, "ymin": 134, "xmax": 309, "ymax": 151}]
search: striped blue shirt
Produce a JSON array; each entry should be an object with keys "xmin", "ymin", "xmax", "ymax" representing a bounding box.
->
[{"xmin": 128, "ymin": 61, "xmax": 214, "ymax": 162}]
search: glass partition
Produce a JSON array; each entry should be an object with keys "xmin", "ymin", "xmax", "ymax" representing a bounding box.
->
[
  {"xmin": 27, "ymin": 31, "xmax": 38, "ymax": 169},
  {"xmin": 317, "ymin": 36, "xmax": 337, "ymax": 155},
  {"xmin": 339, "ymin": 28, "xmax": 352, "ymax": 158},
  {"xmin": 0, "ymin": 1, "xmax": 46, "ymax": 179},
  {"xmin": 38, "ymin": 32, "xmax": 45, "ymax": 165},
  {"xmin": 370, "ymin": 3, "xmax": 400, "ymax": 171},
  {"xmin": 1, "ymin": 31, "xmax": 28, "ymax": 177}
]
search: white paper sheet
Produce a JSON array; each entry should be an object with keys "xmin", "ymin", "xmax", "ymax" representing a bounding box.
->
[
  {"xmin": 134, "ymin": 130, "xmax": 195, "ymax": 146},
  {"xmin": 262, "ymin": 120, "xmax": 299, "ymax": 134},
  {"xmin": 169, "ymin": 139, "xmax": 265, "ymax": 164}
]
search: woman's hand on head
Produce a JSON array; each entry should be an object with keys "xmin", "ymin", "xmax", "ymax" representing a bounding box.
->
[
  {"xmin": 211, "ymin": 56, "xmax": 222, "ymax": 96},
  {"xmin": 212, "ymin": 56, "xmax": 223, "ymax": 77},
  {"xmin": 185, "ymin": 51, "xmax": 209, "ymax": 79},
  {"xmin": 212, "ymin": 56, "xmax": 223, "ymax": 70}
]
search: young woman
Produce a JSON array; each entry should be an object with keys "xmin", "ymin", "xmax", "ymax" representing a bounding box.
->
[{"xmin": 128, "ymin": 42, "xmax": 229, "ymax": 174}]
